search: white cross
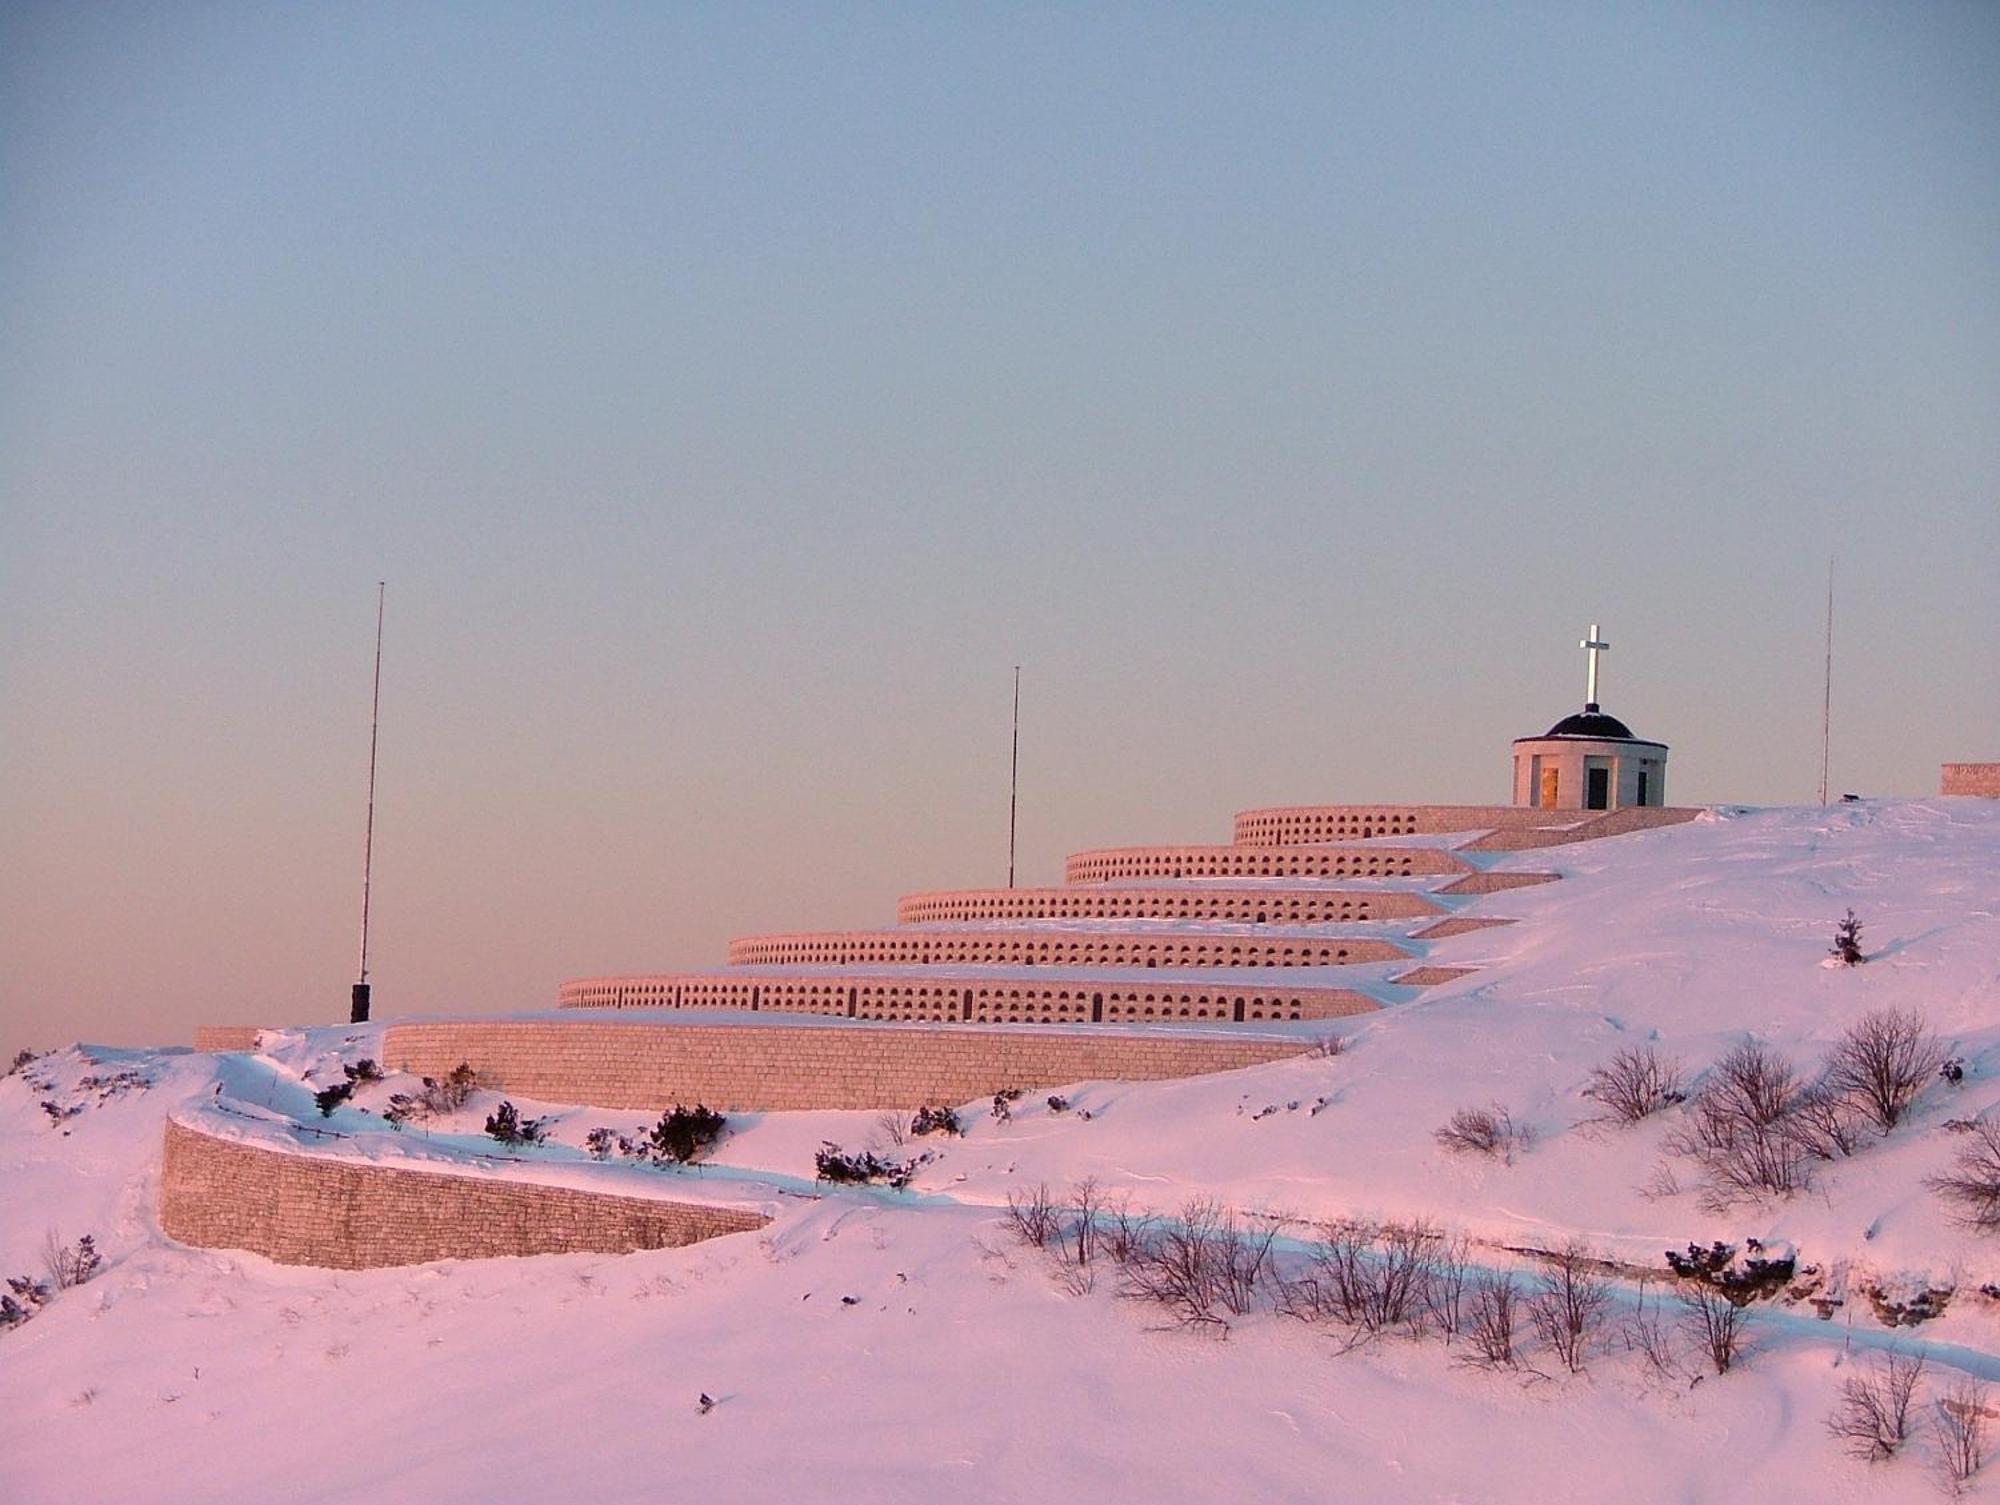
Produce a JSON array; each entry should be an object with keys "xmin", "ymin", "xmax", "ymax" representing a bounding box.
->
[{"xmin": 1580, "ymin": 624, "xmax": 1610, "ymax": 707}]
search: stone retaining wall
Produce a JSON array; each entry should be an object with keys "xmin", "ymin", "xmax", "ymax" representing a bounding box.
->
[
  {"xmin": 382, "ymin": 1018, "xmax": 1314, "ymax": 1112},
  {"xmin": 159, "ymin": 1119, "xmax": 767, "ymax": 1269},
  {"xmin": 725, "ymin": 930, "xmax": 1407, "ymax": 969},
  {"xmin": 558, "ymin": 973, "xmax": 1377, "ymax": 1022},
  {"xmin": 1064, "ymin": 844, "xmax": 1464, "ymax": 884},
  {"xmin": 895, "ymin": 886, "xmax": 1440, "ymax": 925}
]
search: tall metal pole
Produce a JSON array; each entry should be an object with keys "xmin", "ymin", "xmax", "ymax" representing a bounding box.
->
[
  {"xmin": 1007, "ymin": 666, "xmax": 1020, "ymax": 889},
  {"xmin": 352, "ymin": 582, "xmax": 385, "ymax": 1023},
  {"xmin": 1819, "ymin": 557, "xmax": 1833, "ymax": 806}
]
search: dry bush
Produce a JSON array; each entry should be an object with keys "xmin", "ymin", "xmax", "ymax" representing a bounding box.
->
[
  {"xmin": 1123, "ymin": 1198, "xmax": 1235, "ymax": 1332},
  {"xmin": 418, "ymin": 1063, "xmax": 479, "ymax": 1114},
  {"xmin": 1309, "ymin": 1033, "xmax": 1347, "ymax": 1058},
  {"xmin": 1823, "ymin": 1009, "xmax": 1945, "ymax": 1133},
  {"xmin": 1527, "ymin": 1242, "xmax": 1612, "ymax": 1374},
  {"xmin": 1786, "ymin": 1083, "xmax": 1867, "ymax": 1159},
  {"xmin": 1004, "ymin": 1183, "xmax": 1060, "ymax": 1249},
  {"xmin": 1620, "ymin": 1280, "xmax": 1680, "ymax": 1379},
  {"xmin": 1581, "ymin": 1045, "xmax": 1687, "ymax": 1125},
  {"xmin": 1218, "ymin": 1213, "xmax": 1281, "ymax": 1318},
  {"xmin": 1931, "ymin": 1122, "xmax": 2000, "ymax": 1231},
  {"xmin": 1826, "ymin": 1350, "xmax": 1926, "ymax": 1462},
  {"xmin": 1667, "ymin": 1042, "xmax": 1816, "ymax": 1209},
  {"xmin": 1933, "ymin": 1377, "xmax": 1990, "ymax": 1493},
  {"xmin": 873, "ymin": 1110, "xmax": 908, "ymax": 1149},
  {"xmin": 1102, "ymin": 1194, "xmax": 1156, "ymax": 1267},
  {"xmin": 1423, "ymin": 1232, "xmax": 1473, "ymax": 1341},
  {"xmin": 1463, "ymin": 1272, "xmax": 1522, "ymax": 1368},
  {"xmin": 1051, "ymin": 1177, "xmax": 1104, "ymax": 1294},
  {"xmin": 41, "ymin": 1232, "xmax": 100, "ymax": 1291},
  {"xmin": 1282, "ymin": 1220, "xmax": 1441, "ymax": 1338},
  {"xmin": 1435, "ymin": 1105, "xmax": 1531, "ymax": 1164},
  {"xmin": 1678, "ymin": 1281, "xmax": 1751, "ymax": 1375}
]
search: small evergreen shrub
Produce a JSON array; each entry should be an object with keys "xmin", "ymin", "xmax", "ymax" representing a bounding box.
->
[
  {"xmin": 991, "ymin": 1087, "xmax": 1024, "ymax": 1122},
  {"xmin": 1046, "ymin": 1095, "xmax": 1070, "ymax": 1114},
  {"xmin": 1831, "ymin": 909, "xmax": 1865, "ymax": 965},
  {"xmin": 648, "ymin": 1105, "xmax": 726, "ymax": 1164},
  {"xmin": 484, "ymin": 1101, "xmax": 550, "ymax": 1146},
  {"xmin": 584, "ymin": 1126, "xmax": 617, "ymax": 1160},
  {"xmin": 343, "ymin": 1058, "xmax": 384, "ymax": 1084},
  {"xmin": 814, "ymin": 1142, "xmax": 913, "ymax": 1188},
  {"xmin": 314, "ymin": 1081, "xmax": 356, "ymax": 1117},
  {"xmin": 909, "ymin": 1105, "xmax": 962, "ymax": 1138},
  {"xmin": 1663, "ymin": 1240, "xmax": 1795, "ymax": 1303}
]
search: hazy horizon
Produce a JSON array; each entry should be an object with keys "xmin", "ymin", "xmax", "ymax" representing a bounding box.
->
[{"xmin": 3, "ymin": 2, "xmax": 1995, "ymax": 1058}]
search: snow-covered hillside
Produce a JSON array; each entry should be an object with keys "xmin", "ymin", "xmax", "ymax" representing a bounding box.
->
[{"xmin": 3, "ymin": 799, "xmax": 1997, "ymax": 1504}]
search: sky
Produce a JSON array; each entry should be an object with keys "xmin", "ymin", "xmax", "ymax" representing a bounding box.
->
[{"xmin": 2, "ymin": 2, "xmax": 1995, "ymax": 1058}]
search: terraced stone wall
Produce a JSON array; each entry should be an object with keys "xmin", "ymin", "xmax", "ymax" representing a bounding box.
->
[
  {"xmin": 159, "ymin": 1120, "xmax": 766, "ymax": 1269},
  {"xmin": 382, "ymin": 1018, "xmax": 1315, "ymax": 1112}
]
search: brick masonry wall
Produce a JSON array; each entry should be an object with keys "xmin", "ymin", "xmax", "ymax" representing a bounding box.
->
[
  {"xmin": 159, "ymin": 1119, "xmax": 766, "ymax": 1269},
  {"xmin": 382, "ymin": 1019, "xmax": 1314, "ymax": 1111},
  {"xmin": 194, "ymin": 1026, "xmax": 263, "ymax": 1052},
  {"xmin": 1942, "ymin": 763, "xmax": 2000, "ymax": 798}
]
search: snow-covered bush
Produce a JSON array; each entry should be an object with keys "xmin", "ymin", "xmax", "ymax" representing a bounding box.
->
[
  {"xmin": 1930, "ymin": 1121, "xmax": 2000, "ymax": 1231},
  {"xmin": 909, "ymin": 1105, "xmax": 962, "ymax": 1137},
  {"xmin": 1822, "ymin": 1008, "xmax": 1945, "ymax": 1132},
  {"xmin": 483, "ymin": 1101, "xmax": 549, "ymax": 1146},
  {"xmin": 990, "ymin": 1088, "xmax": 1023, "ymax": 1122},
  {"xmin": 814, "ymin": 1142, "xmax": 912, "ymax": 1187},
  {"xmin": 1434, "ymin": 1105, "xmax": 1530, "ymax": 1163},
  {"xmin": 1825, "ymin": 1349, "xmax": 1925, "ymax": 1462},
  {"xmin": 1580, "ymin": 1044, "xmax": 1686, "ymax": 1125},
  {"xmin": 1121, "ymin": 1198, "xmax": 1274, "ymax": 1332}
]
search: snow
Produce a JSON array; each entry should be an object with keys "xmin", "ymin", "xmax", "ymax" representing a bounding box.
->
[{"xmin": 3, "ymin": 797, "xmax": 1997, "ymax": 1503}]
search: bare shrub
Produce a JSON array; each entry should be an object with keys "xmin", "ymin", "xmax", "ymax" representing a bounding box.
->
[
  {"xmin": 1004, "ymin": 1182, "xmax": 1060, "ymax": 1249},
  {"xmin": 1103, "ymin": 1194, "xmax": 1156, "ymax": 1267},
  {"xmin": 1527, "ymin": 1242, "xmax": 1612, "ymax": 1374},
  {"xmin": 1464, "ymin": 1272, "xmax": 1522, "ymax": 1368},
  {"xmin": 1826, "ymin": 1350, "xmax": 1926, "ymax": 1462},
  {"xmin": 1124, "ymin": 1198, "xmax": 1233, "ymax": 1332},
  {"xmin": 873, "ymin": 1110, "xmax": 908, "ymax": 1149},
  {"xmin": 1667, "ymin": 1042, "xmax": 1815, "ymax": 1209},
  {"xmin": 1423, "ymin": 1232, "xmax": 1473, "ymax": 1341},
  {"xmin": 1051, "ymin": 1177, "xmax": 1104, "ymax": 1295},
  {"xmin": 1581, "ymin": 1045, "xmax": 1687, "ymax": 1125},
  {"xmin": 1620, "ymin": 1280, "xmax": 1680, "ymax": 1379},
  {"xmin": 1285, "ymin": 1220, "xmax": 1440, "ymax": 1338},
  {"xmin": 1218, "ymin": 1212, "xmax": 1280, "ymax": 1317},
  {"xmin": 1931, "ymin": 1122, "xmax": 2000, "ymax": 1231},
  {"xmin": 1678, "ymin": 1282, "xmax": 1751, "ymax": 1374},
  {"xmin": 41, "ymin": 1232, "xmax": 100, "ymax": 1291},
  {"xmin": 1787, "ymin": 1083, "xmax": 1866, "ymax": 1159},
  {"xmin": 1309, "ymin": 1033, "xmax": 1347, "ymax": 1058},
  {"xmin": 1933, "ymin": 1377, "xmax": 1990, "ymax": 1493},
  {"xmin": 1823, "ymin": 1009, "xmax": 1945, "ymax": 1133},
  {"xmin": 1435, "ymin": 1105, "xmax": 1531, "ymax": 1163}
]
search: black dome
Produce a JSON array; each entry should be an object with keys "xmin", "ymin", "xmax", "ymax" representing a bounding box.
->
[{"xmin": 1543, "ymin": 705, "xmax": 1636, "ymax": 740}]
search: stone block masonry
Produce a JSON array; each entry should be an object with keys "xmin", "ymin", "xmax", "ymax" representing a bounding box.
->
[
  {"xmin": 159, "ymin": 1120, "xmax": 767, "ymax": 1269},
  {"xmin": 1942, "ymin": 764, "xmax": 2000, "ymax": 798},
  {"xmin": 194, "ymin": 1026, "xmax": 263, "ymax": 1052},
  {"xmin": 383, "ymin": 1018, "xmax": 1315, "ymax": 1112}
]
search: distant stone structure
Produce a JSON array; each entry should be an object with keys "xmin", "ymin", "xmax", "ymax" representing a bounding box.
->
[
  {"xmin": 1942, "ymin": 763, "xmax": 2000, "ymax": 798},
  {"xmin": 1510, "ymin": 625, "xmax": 1668, "ymax": 811}
]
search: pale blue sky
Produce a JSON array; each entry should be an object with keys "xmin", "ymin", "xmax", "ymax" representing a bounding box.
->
[{"xmin": 3, "ymin": 2, "xmax": 1995, "ymax": 1053}]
